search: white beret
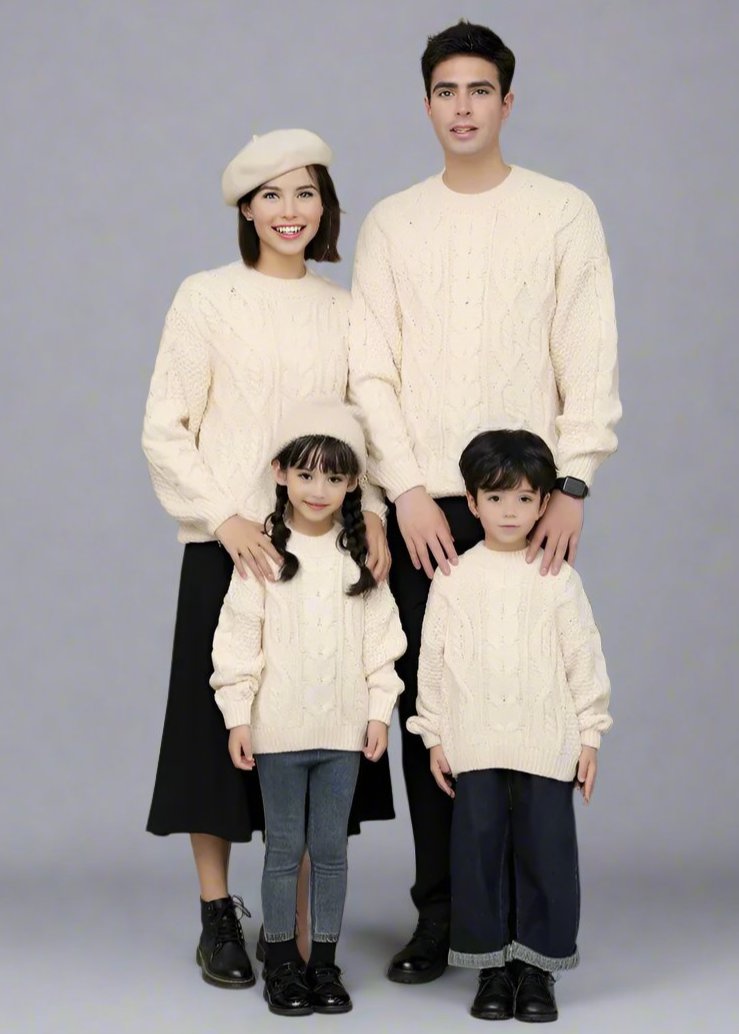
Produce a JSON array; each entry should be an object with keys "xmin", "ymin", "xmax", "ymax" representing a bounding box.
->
[
  {"xmin": 272, "ymin": 397, "xmax": 368, "ymax": 474},
  {"xmin": 222, "ymin": 128, "xmax": 333, "ymax": 206}
]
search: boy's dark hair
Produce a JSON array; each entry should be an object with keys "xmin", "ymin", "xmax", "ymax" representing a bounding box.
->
[
  {"xmin": 459, "ymin": 429, "xmax": 557, "ymax": 499},
  {"xmin": 266, "ymin": 434, "xmax": 376, "ymax": 597},
  {"xmin": 421, "ymin": 20, "xmax": 515, "ymax": 99},
  {"xmin": 237, "ymin": 164, "xmax": 341, "ymax": 267}
]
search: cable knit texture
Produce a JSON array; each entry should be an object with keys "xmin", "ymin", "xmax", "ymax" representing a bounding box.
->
[
  {"xmin": 142, "ymin": 261, "xmax": 384, "ymax": 543},
  {"xmin": 407, "ymin": 545, "xmax": 611, "ymax": 781},
  {"xmin": 349, "ymin": 166, "xmax": 621, "ymax": 501},
  {"xmin": 210, "ymin": 526, "xmax": 406, "ymax": 753}
]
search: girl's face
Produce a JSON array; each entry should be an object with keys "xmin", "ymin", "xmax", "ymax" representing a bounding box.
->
[
  {"xmin": 467, "ymin": 478, "xmax": 548, "ymax": 552},
  {"xmin": 242, "ymin": 166, "xmax": 323, "ymax": 276},
  {"xmin": 273, "ymin": 461, "xmax": 357, "ymax": 536}
]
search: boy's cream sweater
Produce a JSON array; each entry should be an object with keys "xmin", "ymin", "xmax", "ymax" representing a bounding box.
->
[
  {"xmin": 349, "ymin": 167, "xmax": 621, "ymax": 501},
  {"xmin": 210, "ymin": 527, "xmax": 406, "ymax": 754},
  {"xmin": 142, "ymin": 262, "xmax": 383, "ymax": 543},
  {"xmin": 407, "ymin": 544, "xmax": 612, "ymax": 781}
]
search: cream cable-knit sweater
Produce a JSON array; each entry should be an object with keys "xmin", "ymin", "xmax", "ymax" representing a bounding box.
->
[
  {"xmin": 210, "ymin": 526, "xmax": 406, "ymax": 754},
  {"xmin": 407, "ymin": 545, "xmax": 611, "ymax": 781},
  {"xmin": 142, "ymin": 262, "xmax": 384, "ymax": 543},
  {"xmin": 349, "ymin": 166, "xmax": 621, "ymax": 502}
]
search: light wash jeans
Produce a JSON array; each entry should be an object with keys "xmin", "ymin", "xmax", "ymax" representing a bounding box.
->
[{"xmin": 256, "ymin": 749, "xmax": 361, "ymax": 943}]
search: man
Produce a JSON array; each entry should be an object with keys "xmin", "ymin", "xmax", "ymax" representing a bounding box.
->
[{"xmin": 348, "ymin": 19, "xmax": 620, "ymax": 993}]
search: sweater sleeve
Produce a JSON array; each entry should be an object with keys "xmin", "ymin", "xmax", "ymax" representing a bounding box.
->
[
  {"xmin": 141, "ymin": 279, "xmax": 239, "ymax": 536},
  {"xmin": 549, "ymin": 193, "xmax": 621, "ymax": 487},
  {"xmin": 348, "ymin": 212, "xmax": 425, "ymax": 502},
  {"xmin": 210, "ymin": 571, "xmax": 265, "ymax": 729},
  {"xmin": 362, "ymin": 580, "xmax": 406, "ymax": 724},
  {"xmin": 556, "ymin": 568, "xmax": 612, "ymax": 749},
  {"xmin": 359, "ymin": 474, "xmax": 387, "ymax": 522},
  {"xmin": 406, "ymin": 577, "xmax": 447, "ymax": 748}
]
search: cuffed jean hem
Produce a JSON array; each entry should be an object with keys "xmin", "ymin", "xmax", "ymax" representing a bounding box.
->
[
  {"xmin": 449, "ymin": 941, "xmax": 579, "ymax": 972},
  {"xmin": 264, "ymin": 933, "xmax": 298, "ymax": 943},
  {"xmin": 312, "ymin": 934, "xmax": 339, "ymax": 943}
]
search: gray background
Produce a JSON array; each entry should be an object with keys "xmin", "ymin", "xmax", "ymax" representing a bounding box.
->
[{"xmin": 2, "ymin": 0, "xmax": 737, "ymax": 1030}]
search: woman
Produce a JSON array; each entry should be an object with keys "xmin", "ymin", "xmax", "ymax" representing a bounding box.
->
[{"xmin": 142, "ymin": 129, "xmax": 392, "ymax": 988}]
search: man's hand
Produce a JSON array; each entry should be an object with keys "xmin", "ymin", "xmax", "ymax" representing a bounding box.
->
[
  {"xmin": 363, "ymin": 511, "xmax": 391, "ymax": 582},
  {"xmin": 429, "ymin": 745, "xmax": 455, "ymax": 797},
  {"xmin": 576, "ymin": 746, "xmax": 598, "ymax": 804},
  {"xmin": 527, "ymin": 491, "xmax": 584, "ymax": 575},
  {"xmin": 215, "ymin": 515, "xmax": 282, "ymax": 582},
  {"xmin": 364, "ymin": 720, "xmax": 389, "ymax": 761},
  {"xmin": 228, "ymin": 725, "xmax": 255, "ymax": 771},
  {"xmin": 395, "ymin": 486, "xmax": 458, "ymax": 578}
]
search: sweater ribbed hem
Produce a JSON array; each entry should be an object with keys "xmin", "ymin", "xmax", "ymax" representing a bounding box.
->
[
  {"xmin": 449, "ymin": 941, "xmax": 579, "ymax": 973},
  {"xmin": 252, "ymin": 726, "xmax": 367, "ymax": 754},
  {"xmin": 451, "ymin": 746, "xmax": 579, "ymax": 783}
]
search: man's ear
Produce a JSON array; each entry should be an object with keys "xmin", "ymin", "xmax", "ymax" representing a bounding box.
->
[
  {"xmin": 272, "ymin": 459, "xmax": 287, "ymax": 485},
  {"xmin": 538, "ymin": 491, "xmax": 550, "ymax": 518},
  {"xmin": 466, "ymin": 490, "xmax": 479, "ymax": 518},
  {"xmin": 501, "ymin": 89, "xmax": 515, "ymax": 123},
  {"xmin": 424, "ymin": 94, "xmax": 432, "ymax": 117}
]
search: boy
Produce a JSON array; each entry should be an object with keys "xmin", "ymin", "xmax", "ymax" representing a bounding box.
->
[
  {"xmin": 407, "ymin": 429, "xmax": 612, "ymax": 1022},
  {"xmin": 348, "ymin": 20, "xmax": 620, "ymax": 981}
]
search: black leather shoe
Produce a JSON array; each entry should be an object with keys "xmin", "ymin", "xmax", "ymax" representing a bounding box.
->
[
  {"xmin": 470, "ymin": 965, "xmax": 516, "ymax": 1020},
  {"xmin": 306, "ymin": 963, "xmax": 353, "ymax": 1013},
  {"xmin": 196, "ymin": 895, "xmax": 255, "ymax": 988},
  {"xmin": 387, "ymin": 918, "xmax": 450, "ymax": 984},
  {"xmin": 263, "ymin": 961, "xmax": 313, "ymax": 1016},
  {"xmin": 514, "ymin": 963, "xmax": 558, "ymax": 1023}
]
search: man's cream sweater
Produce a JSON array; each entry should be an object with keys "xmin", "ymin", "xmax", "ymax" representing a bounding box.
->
[
  {"xmin": 142, "ymin": 262, "xmax": 382, "ymax": 543},
  {"xmin": 210, "ymin": 527, "xmax": 406, "ymax": 754},
  {"xmin": 407, "ymin": 545, "xmax": 612, "ymax": 781},
  {"xmin": 349, "ymin": 166, "xmax": 621, "ymax": 501}
]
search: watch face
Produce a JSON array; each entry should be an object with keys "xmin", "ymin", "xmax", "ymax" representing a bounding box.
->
[{"xmin": 559, "ymin": 477, "xmax": 588, "ymax": 498}]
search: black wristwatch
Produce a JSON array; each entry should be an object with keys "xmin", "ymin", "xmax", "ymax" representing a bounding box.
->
[{"xmin": 554, "ymin": 476, "xmax": 589, "ymax": 499}]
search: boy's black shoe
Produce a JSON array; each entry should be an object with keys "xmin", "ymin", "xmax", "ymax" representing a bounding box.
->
[
  {"xmin": 470, "ymin": 965, "xmax": 516, "ymax": 1020},
  {"xmin": 263, "ymin": 961, "xmax": 313, "ymax": 1016},
  {"xmin": 306, "ymin": 963, "xmax": 353, "ymax": 1013},
  {"xmin": 196, "ymin": 895, "xmax": 255, "ymax": 988},
  {"xmin": 514, "ymin": 963, "xmax": 558, "ymax": 1023},
  {"xmin": 387, "ymin": 918, "xmax": 450, "ymax": 983}
]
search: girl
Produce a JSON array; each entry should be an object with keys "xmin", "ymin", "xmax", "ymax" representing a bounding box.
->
[
  {"xmin": 210, "ymin": 398, "xmax": 406, "ymax": 1016},
  {"xmin": 142, "ymin": 129, "xmax": 391, "ymax": 987}
]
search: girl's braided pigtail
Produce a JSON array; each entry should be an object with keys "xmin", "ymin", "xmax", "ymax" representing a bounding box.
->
[
  {"xmin": 339, "ymin": 486, "xmax": 377, "ymax": 597},
  {"xmin": 265, "ymin": 483, "xmax": 300, "ymax": 582}
]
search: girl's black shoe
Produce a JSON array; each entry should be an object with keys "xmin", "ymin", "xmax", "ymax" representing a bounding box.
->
[
  {"xmin": 306, "ymin": 963, "xmax": 353, "ymax": 1013},
  {"xmin": 513, "ymin": 963, "xmax": 558, "ymax": 1023},
  {"xmin": 263, "ymin": 961, "xmax": 313, "ymax": 1016},
  {"xmin": 196, "ymin": 896, "xmax": 255, "ymax": 988},
  {"xmin": 470, "ymin": 965, "xmax": 516, "ymax": 1020}
]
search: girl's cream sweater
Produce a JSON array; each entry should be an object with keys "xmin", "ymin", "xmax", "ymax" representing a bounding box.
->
[{"xmin": 407, "ymin": 544, "xmax": 612, "ymax": 781}]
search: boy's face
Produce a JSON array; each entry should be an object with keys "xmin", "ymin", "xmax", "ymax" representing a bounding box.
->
[
  {"xmin": 424, "ymin": 55, "xmax": 513, "ymax": 161},
  {"xmin": 467, "ymin": 478, "xmax": 549, "ymax": 552}
]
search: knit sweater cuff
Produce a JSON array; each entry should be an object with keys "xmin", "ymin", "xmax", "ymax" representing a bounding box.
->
[
  {"xmin": 383, "ymin": 464, "xmax": 426, "ymax": 505},
  {"xmin": 206, "ymin": 501, "xmax": 241, "ymax": 538},
  {"xmin": 556, "ymin": 455, "xmax": 598, "ymax": 490},
  {"xmin": 215, "ymin": 692, "xmax": 254, "ymax": 730},
  {"xmin": 579, "ymin": 730, "xmax": 602, "ymax": 749},
  {"xmin": 405, "ymin": 716, "xmax": 441, "ymax": 749},
  {"xmin": 368, "ymin": 690, "xmax": 397, "ymax": 726}
]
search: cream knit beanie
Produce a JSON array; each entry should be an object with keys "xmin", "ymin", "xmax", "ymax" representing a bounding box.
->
[{"xmin": 272, "ymin": 398, "xmax": 368, "ymax": 473}]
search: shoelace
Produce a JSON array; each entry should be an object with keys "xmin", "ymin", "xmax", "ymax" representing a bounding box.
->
[
  {"xmin": 214, "ymin": 895, "xmax": 252, "ymax": 950},
  {"xmin": 411, "ymin": 919, "xmax": 448, "ymax": 947},
  {"xmin": 310, "ymin": 964, "xmax": 342, "ymax": 986},
  {"xmin": 269, "ymin": 961, "xmax": 308, "ymax": 993}
]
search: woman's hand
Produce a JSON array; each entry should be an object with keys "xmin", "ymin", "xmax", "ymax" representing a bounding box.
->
[
  {"xmin": 228, "ymin": 726, "xmax": 255, "ymax": 770},
  {"xmin": 363, "ymin": 720, "xmax": 389, "ymax": 761},
  {"xmin": 576, "ymin": 746, "xmax": 598, "ymax": 804},
  {"xmin": 215, "ymin": 515, "xmax": 281, "ymax": 581},
  {"xmin": 363, "ymin": 511, "xmax": 391, "ymax": 582},
  {"xmin": 430, "ymin": 745, "xmax": 455, "ymax": 797}
]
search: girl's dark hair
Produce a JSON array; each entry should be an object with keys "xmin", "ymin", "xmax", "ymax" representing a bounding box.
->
[
  {"xmin": 237, "ymin": 164, "xmax": 341, "ymax": 267},
  {"xmin": 421, "ymin": 20, "xmax": 515, "ymax": 100},
  {"xmin": 265, "ymin": 435, "xmax": 376, "ymax": 597},
  {"xmin": 459, "ymin": 429, "xmax": 557, "ymax": 500}
]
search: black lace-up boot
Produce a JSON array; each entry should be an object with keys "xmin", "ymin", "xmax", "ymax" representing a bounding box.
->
[
  {"xmin": 196, "ymin": 896, "xmax": 255, "ymax": 988},
  {"xmin": 513, "ymin": 963, "xmax": 558, "ymax": 1022},
  {"xmin": 386, "ymin": 917, "xmax": 450, "ymax": 983}
]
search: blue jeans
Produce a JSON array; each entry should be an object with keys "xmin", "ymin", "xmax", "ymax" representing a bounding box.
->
[{"xmin": 256, "ymin": 749, "xmax": 361, "ymax": 943}]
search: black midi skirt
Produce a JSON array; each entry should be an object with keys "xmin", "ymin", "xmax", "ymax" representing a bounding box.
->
[{"xmin": 147, "ymin": 542, "xmax": 395, "ymax": 841}]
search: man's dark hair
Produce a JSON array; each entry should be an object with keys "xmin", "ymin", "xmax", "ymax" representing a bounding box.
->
[
  {"xmin": 459, "ymin": 429, "xmax": 557, "ymax": 500},
  {"xmin": 421, "ymin": 20, "xmax": 515, "ymax": 99},
  {"xmin": 237, "ymin": 164, "xmax": 341, "ymax": 267}
]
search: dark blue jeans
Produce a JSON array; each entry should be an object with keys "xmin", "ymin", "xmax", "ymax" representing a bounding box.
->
[{"xmin": 256, "ymin": 749, "xmax": 361, "ymax": 944}]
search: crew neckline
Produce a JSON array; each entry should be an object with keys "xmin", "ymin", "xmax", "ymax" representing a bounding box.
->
[
  {"xmin": 233, "ymin": 261, "xmax": 323, "ymax": 296},
  {"xmin": 431, "ymin": 164, "xmax": 522, "ymax": 204}
]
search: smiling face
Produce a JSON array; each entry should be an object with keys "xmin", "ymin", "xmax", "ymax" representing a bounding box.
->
[
  {"xmin": 467, "ymin": 478, "xmax": 548, "ymax": 552},
  {"xmin": 241, "ymin": 166, "xmax": 324, "ymax": 274},
  {"xmin": 425, "ymin": 54, "xmax": 513, "ymax": 162},
  {"xmin": 273, "ymin": 460, "xmax": 357, "ymax": 536}
]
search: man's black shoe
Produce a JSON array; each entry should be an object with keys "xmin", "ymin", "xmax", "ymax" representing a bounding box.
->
[
  {"xmin": 263, "ymin": 960, "xmax": 313, "ymax": 1016},
  {"xmin": 196, "ymin": 895, "xmax": 255, "ymax": 988},
  {"xmin": 470, "ymin": 965, "xmax": 516, "ymax": 1020},
  {"xmin": 387, "ymin": 918, "xmax": 450, "ymax": 984},
  {"xmin": 514, "ymin": 963, "xmax": 558, "ymax": 1023},
  {"xmin": 306, "ymin": 963, "xmax": 353, "ymax": 1013}
]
